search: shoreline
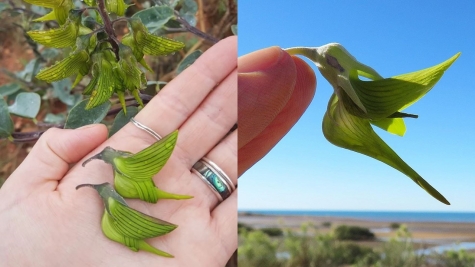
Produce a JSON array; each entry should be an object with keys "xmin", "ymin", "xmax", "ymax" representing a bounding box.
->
[{"xmin": 239, "ymin": 212, "xmax": 475, "ymax": 246}]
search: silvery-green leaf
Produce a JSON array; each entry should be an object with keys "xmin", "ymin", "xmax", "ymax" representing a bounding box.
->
[
  {"xmin": 8, "ymin": 92, "xmax": 41, "ymax": 119},
  {"xmin": 231, "ymin": 24, "xmax": 237, "ymax": 35},
  {"xmin": 176, "ymin": 50, "xmax": 202, "ymax": 74},
  {"xmin": 109, "ymin": 106, "xmax": 139, "ymax": 137},
  {"xmin": 0, "ymin": 98, "xmax": 13, "ymax": 139},
  {"xmin": 132, "ymin": 6, "xmax": 175, "ymax": 33},
  {"xmin": 179, "ymin": 0, "xmax": 198, "ymax": 26},
  {"xmin": 52, "ymin": 79, "xmax": 78, "ymax": 106},
  {"xmin": 16, "ymin": 58, "xmax": 41, "ymax": 83},
  {"xmin": 64, "ymin": 99, "xmax": 110, "ymax": 129},
  {"xmin": 0, "ymin": 83, "xmax": 21, "ymax": 97},
  {"xmin": 44, "ymin": 113, "xmax": 66, "ymax": 124}
]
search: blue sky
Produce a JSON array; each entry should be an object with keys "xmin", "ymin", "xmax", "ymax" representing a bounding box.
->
[{"xmin": 238, "ymin": 1, "xmax": 475, "ymax": 211}]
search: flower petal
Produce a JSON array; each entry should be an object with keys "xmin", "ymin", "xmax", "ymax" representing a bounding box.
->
[
  {"xmin": 108, "ymin": 197, "xmax": 177, "ymax": 239},
  {"xmin": 27, "ymin": 18, "xmax": 78, "ymax": 48},
  {"xmin": 322, "ymin": 93, "xmax": 449, "ymax": 205},
  {"xmin": 350, "ymin": 53, "xmax": 460, "ymax": 119},
  {"xmin": 113, "ymin": 130, "xmax": 178, "ymax": 180},
  {"xmin": 36, "ymin": 50, "xmax": 89, "ymax": 82},
  {"xmin": 370, "ymin": 117, "xmax": 406, "ymax": 137}
]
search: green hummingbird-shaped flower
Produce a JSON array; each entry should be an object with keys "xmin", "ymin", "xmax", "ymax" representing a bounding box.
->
[
  {"xmin": 114, "ymin": 43, "xmax": 148, "ymax": 113},
  {"xmin": 24, "ymin": 0, "xmax": 73, "ymax": 24},
  {"xmin": 76, "ymin": 182, "xmax": 177, "ymax": 257},
  {"xmin": 27, "ymin": 9, "xmax": 83, "ymax": 48},
  {"xmin": 285, "ymin": 43, "xmax": 460, "ymax": 205},
  {"xmin": 35, "ymin": 34, "xmax": 92, "ymax": 84},
  {"xmin": 82, "ymin": 130, "xmax": 193, "ymax": 203},
  {"xmin": 128, "ymin": 18, "xmax": 186, "ymax": 57},
  {"xmin": 82, "ymin": 49, "xmax": 120, "ymax": 110},
  {"xmin": 121, "ymin": 32, "xmax": 154, "ymax": 72}
]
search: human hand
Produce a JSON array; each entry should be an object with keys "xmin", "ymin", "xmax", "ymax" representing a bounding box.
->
[
  {"xmin": 238, "ymin": 47, "xmax": 317, "ymax": 175},
  {"xmin": 0, "ymin": 36, "xmax": 237, "ymax": 267}
]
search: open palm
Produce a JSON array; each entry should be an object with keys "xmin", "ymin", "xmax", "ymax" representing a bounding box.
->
[{"xmin": 0, "ymin": 36, "xmax": 237, "ymax": 267}]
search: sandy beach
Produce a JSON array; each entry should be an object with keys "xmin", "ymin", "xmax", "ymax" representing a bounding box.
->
[{"xmin": 239, "ymin": 212, "xmax": 475, "ymax": 249}]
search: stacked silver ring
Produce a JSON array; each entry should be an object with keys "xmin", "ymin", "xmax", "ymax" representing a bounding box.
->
[
  {"xmin": 191, "ymin": 157, "xmax": 235, "ymax": 201},
  {"xmin": 130, "ymin": 117, "xmax": 235, "ymax": 202}
]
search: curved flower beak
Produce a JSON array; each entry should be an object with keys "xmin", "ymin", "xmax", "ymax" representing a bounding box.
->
[{"xmin": 286, "ymin": 43, "xmax": 460, "ymax": 204}]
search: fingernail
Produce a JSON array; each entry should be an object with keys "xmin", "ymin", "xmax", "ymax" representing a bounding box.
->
[{"xmin": 238, "ymin": 46, "xmax": 286, "ymax": 73}]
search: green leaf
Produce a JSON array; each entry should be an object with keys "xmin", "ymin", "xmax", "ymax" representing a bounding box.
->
[
  {"xmin": 0, "ymin": 83, "xmax": 21, "ymax": 97},
  {"xmin": 16, "ymin": 58, "xmax": 41, "ymax": 83},
  {"xmin": 179, "ymin": 0, "xmax": 198, "ymax": 26},
  {"xmin": 8, "ymin": 92, "xmax": 41, "ymax": 119},
  {"xmin": 0, "ymin": 98, "xmax": 13, "ymax": 139},
  {"xmin": 109, "ymin": 106, "xmax": 139, "ymax": 137},
  {"xmin": 231, "ymin": 24, "xmax": 237, "ymax": 35},
  {"xmin": 176, "ymin": 50, "xmax": 202, "ymax": 74},
  {"xmin": 132, "ymin": 6, "xmax": 175, "ymax": 33},
  {"xmin": 64, "ymin": 99, "xmax": 111, "ymax": 129}
]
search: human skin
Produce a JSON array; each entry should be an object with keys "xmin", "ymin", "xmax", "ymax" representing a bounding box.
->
[
  {"xmin": 0, "ymin": 36, "xmax": 237, "ymax": 267},
  {"xmin": 238, "ymin": 46, "xmax": 317, "ymax": 175}
]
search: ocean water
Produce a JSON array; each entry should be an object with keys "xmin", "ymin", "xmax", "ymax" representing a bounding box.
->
[{"xmin": 239, "ymin": 210, "xmax": 475, "ymax": 223}]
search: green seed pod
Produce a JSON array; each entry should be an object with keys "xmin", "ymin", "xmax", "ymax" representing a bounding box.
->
[
  {"xmin": 82, "ymin": 130, "xmax": 193, "ymax": 203},
  {"xmin": 285, "ymin": 44, "xmax": 460, "ymax": 205},
  {"xmin": 76, "ymin": 182, "xmax": 177, "ymax": 257}
]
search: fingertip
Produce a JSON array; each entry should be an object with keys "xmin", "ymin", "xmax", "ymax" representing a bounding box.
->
[
  {"xmin": 292, "ymin": 56, "xmax": 317, "ymax": 108},
  {"xmin": 238, "ymin": 46, "xmax": 284, "ymax": 73},
  {"xmin": 238, "ymin": 47, "xmax": 297, "ymax": 148}
]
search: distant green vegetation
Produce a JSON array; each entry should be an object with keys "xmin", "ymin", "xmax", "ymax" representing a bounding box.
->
[
  {"xmin": 238, "ymin": 223, "xmax": 475, "ymax": 267},
  {"xmin": 333, "ymin": 225, "xmax": 375, "ymax": 241}
]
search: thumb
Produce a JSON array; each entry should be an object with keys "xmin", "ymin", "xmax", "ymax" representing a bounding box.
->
[
  {"xmin": 3, "ymin": 124, "xmax": 108, "ymax": 193},
  {"xmin": 238, "ymin": 47, "xmax": 297, "ymax": 148},
  {"xmin": 238, "ymin": 52, "xmax": 316, "ymax": 175}
]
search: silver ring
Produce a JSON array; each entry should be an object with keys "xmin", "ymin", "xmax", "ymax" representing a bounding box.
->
[
  {"xmin": 192, "ymin": 158, "xmax": 234, "ymax": 201},
  {"xmin": 130, "ymin": 118, "xmax": 235, "ymax": 202},
  {"xmin": 130, "ymin": 117, "xmax": 162, "ymax": 140}
]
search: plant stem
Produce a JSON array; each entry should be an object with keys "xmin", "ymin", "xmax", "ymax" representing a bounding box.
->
[
  {"xmin": 96, "ymin": 0, "xmax": 120, "ymax": 61},
  {"xmin": 174, "ymin": 11, "xmax": 218, "ymax": 44}
]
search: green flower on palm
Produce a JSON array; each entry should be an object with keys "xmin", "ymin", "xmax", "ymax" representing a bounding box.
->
[
  {"xmin": 76, "ymin": 183, "xmax": 177, "ymax": 257},
  {"xmin": 285, "ymin": 44, "xmax": 459, "ymax": 204}
]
